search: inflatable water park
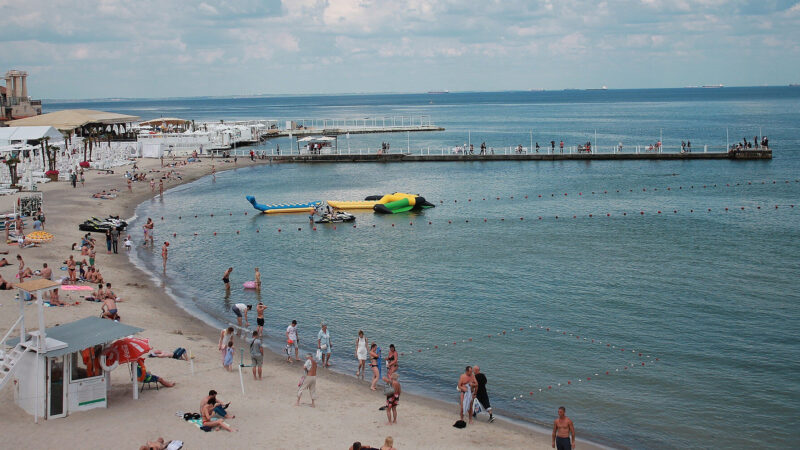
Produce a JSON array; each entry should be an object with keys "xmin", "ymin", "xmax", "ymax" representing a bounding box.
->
[{"xmin": 246, "ymin": 192, "xmax": 435, "ymax": 215}]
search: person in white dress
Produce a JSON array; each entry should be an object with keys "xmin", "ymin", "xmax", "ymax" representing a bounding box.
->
[{"xmin": 355, "ymin": 330, "xmax": 368, "ymax": 379}]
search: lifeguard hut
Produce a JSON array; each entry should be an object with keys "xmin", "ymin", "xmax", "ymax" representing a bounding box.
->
[{"xmin": 0, "ymin": 280, "xmax": 142, "ymax": 421}]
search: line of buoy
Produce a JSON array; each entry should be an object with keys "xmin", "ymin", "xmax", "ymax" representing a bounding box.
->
[{"xmin": 158, "ymin": 204, "xmax": 796, "ymax": 239}]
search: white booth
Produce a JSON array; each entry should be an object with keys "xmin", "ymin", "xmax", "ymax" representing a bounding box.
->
[{"xmin": 3, "ymin": 281, "xmax": 143, "ymax": 422}]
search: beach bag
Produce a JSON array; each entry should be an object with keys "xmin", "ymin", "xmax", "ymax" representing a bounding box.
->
[
  {"xmin": 383, "ymin": 383, "xmax": 395, "ymax": 397},
  {"xmin": 172, "ymin": 348, "xmax": 186, "ymax": 359},
  {"xmin": 453, "ymin": 420, "xmax": 467, "ymax": 429},
  {"xmin": 315, "ymin": 349, "xmax": 322, "ymax": 362}
]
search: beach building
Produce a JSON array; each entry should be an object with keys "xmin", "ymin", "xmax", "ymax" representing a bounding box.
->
[
  {"xmin": 0, "ymin": 70, "xmax": 42, "ymax": 124},
  {"xmin": 136, "ymin": 119, "xmax": 276, "ymax": 156},
  {"xmin": 1, "ymin": 280, "xmax": 143, "ymax": 421}
]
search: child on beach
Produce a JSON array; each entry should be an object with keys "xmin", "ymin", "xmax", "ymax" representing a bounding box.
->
[
  {"xmin": 223, "ymin": 340, "xmax": 234, "ymax": 371},
  {"xmin": 124, "ymin": 235, "xmax": 133, "ymax": 251}
]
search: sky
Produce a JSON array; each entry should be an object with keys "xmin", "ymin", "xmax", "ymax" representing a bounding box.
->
[{"xmin": 2, "ymin": 0, "xmax": 800, "ymax": 99}]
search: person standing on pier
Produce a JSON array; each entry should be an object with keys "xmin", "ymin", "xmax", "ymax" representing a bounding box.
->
[
  {"xmin": 687, "ymin": 141, "xmax": 691, "ymax": 152},
  {"xmin": 535, "ymin": 142, "xmax": 540, "ymax": 153},
  {"xmin": 551, "ymin": 141, "xmax": 556, "ymax": 153},
  {"xmin": 560, "ymin": 140, "xmax": 564, "ymax": 153},
  {"xmin": 480, "ymin": 142, "xmax": 486, "ymax": 155}
]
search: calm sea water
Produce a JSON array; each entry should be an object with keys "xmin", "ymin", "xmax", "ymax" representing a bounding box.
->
[{"xmin": 47, "ymin": 89, "xmax": 800, "ymax": 448}]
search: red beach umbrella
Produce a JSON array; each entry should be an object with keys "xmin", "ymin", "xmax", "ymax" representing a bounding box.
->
[{"xmin": 102, "ymin": 337, "xmax": 151, "ymax": 368}]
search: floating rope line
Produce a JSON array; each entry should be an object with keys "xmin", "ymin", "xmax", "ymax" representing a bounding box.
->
[
  {"xmin": 150, "ymin": 202, "xmax": 796, "ymax": 240},
  {"xmin": 140, "ymin": 178, "xmax": 800, "ymax": 223}
]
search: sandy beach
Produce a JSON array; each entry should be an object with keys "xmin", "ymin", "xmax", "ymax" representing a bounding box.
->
[{"xmin": 0, "ymin": 156, "xmax": 599, "ymax": 449}]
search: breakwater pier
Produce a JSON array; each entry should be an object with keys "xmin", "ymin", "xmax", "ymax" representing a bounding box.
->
[{"xmin": 251, "ymin": 148, "xmax": 772, "ymax": 163}]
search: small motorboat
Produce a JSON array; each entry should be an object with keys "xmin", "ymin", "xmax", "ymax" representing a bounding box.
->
[{"xmin": 315, "ymin": 212, "xmax": 356, "ymax": 224}]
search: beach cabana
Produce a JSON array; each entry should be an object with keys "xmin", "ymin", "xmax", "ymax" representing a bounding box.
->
[{"xmin": 2, "ymin": 279, "xmax": 143, "ymax": 421}]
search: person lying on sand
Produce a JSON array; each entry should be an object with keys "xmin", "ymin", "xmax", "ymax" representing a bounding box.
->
[
  {"xmin": 0, "ymin": 257, "xmax": 9, "ymax": 267},
  {"xmin": 149, "ymin": 348, "xmax": 189, "ymax": 361},
  {"xmin": 0, "ymin": 274, "xmax": 13, "ymax": 290}
]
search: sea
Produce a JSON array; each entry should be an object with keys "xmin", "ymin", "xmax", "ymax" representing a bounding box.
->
[{"xmin": 46, "ymin": 87, "xmax": 800, "ymax": 449}]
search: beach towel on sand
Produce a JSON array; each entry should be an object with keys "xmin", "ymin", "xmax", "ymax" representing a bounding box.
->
[
  {"xmin": 186, "ymin": 418, "xmax": 230, "ymax": 432},
  {"xmin": 461, "ymin": 388, "xmax": 474, "ymax": 418}
]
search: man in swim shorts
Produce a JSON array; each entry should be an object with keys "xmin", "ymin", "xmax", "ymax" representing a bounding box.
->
[
  {"xmin": 256, "ymin": 302, "xmax": 266, "ymax": 336},
  {"xmin": 222, "ymin": 267, "xmax": 233, "ymax": 290},
  {"xmin": 254, "ymin": 267, "xmax": 261, "ymax": 291},
  {"xmin": 552, "ymin": 406, "xmax": 575, "ymax": 450},
  {"xmin": 102, "ymin": 296, "xmax": 118, "ymax": 320},
  {"xmin": 232, "ymin": 303, "xmax": 251, "ymax": 327}
]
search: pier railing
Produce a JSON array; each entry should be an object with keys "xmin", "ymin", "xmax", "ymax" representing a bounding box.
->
[{"xmin": 225, "ymin": 144, "xmax": 746, "ymax": 157}]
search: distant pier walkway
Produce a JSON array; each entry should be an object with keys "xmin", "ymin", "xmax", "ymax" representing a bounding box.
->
[{"xmin": 256, "ymin": 148, "xmax": 772, "ymax": 163}]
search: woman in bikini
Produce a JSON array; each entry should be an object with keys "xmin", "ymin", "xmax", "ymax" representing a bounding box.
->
[
  {"xmin": 386, "ymin": 344, "xmax": 399, "ymax": 378},
  {"xmin": 369, "ymin": 342, "xmax": 380, "ymax": 390}
]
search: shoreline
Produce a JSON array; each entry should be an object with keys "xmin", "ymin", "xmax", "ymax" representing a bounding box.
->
[{"xmin": 0, "ymin": 156, "xmax": 605, "ymax": 449}]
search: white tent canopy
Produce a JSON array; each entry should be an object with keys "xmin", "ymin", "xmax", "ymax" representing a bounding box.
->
[
  {"xmin": 0, "ymin": 126, "xmax": 63, "ymax": 146},
  {"xmin": 297, "ymin": 136, "xmax": 336, "ymax": 142}
]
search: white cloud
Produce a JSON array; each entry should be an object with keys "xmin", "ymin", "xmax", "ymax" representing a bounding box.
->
[{"xmin": 198, "ymin": 2, "xmax": 219, "ymax": 15}]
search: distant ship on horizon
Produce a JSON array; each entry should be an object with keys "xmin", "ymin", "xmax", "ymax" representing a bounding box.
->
[
  {"xmin": 427, "ymin": 90, "xmax": 450, "ymax": 94},
  {"xmin": 790, "ymin": 83, "xmax": 800, "ymax": 87},
  {"xmin": 701, "ymin": 84, "xmax": 724, "ymax": 88},
  {"xmin": 586, "ymin": 85, "xmax": 608, "ymax": 91}
]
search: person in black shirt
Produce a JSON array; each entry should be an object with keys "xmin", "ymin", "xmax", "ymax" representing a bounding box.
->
[{"xmin": 473, "ymin": 365, "xmax": 494, "ymax": 422}]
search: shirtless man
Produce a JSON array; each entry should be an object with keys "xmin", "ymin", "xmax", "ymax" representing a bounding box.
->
[
  {"xmin": 222, "ymin": 267, "xmax": 233, "ymax": 290},
  {"xmin": 39, "ymin": 262, "xmax": 52, "ymax": 280},
  {"xmin": 254, "ymin": 267, "xmax": 261, "ymax": 291},
  {"xmin": 256, "ymin": 302, "xmax": 266, "ymax": 336},
  {"xmin": 458, "ymin": 366, "xmax": 476, "ymax": 424},
  {"xmin": 552, "ymin": 406, "xmax": 575, "ymax": 450},
  {"xmin": 101, "ymin": 296, "xmax": 118, "ymax": 320},
  {"xmin": 295, "ymin": 353, "xmax": 317, "ymax": 407},
  {"xmin": 105, "ymin": 282, "xmax": 122, "ymax": 302},
  {"xmin": 159, "ymin": 179, "xmax": 164, "ymax": 197},
  {"xmin": 93, "ymin": 283, "xmax": 105, "ymax": 301},
  {"xmin": 67, "ymin": 255, "xmax": 77, "ymax": 283}
]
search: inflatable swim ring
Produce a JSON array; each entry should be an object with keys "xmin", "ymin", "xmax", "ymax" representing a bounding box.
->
[{"xmin": 243, "ymin": 281, "xmax": 257, "ymax": 289}]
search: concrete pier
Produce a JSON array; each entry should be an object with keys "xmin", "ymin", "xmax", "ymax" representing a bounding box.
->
[{"xmin": 265, "ymin": 148, "xmax": 771, "ymax": 163}]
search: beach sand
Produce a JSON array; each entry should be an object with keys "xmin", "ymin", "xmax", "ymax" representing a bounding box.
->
[{"xmin": 0, "ymin": 156, "xmax": 599, "ymax": 449}]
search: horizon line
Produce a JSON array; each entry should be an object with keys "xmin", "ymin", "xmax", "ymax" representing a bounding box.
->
[{"xmin": 37, "ymin": 84, "xmax": 798, "ymax": 103}]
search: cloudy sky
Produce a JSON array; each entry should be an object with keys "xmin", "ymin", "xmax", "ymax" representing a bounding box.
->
[{"xmin": 2, "ymin": 0, "xmax": 799, "ymax": 99}]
